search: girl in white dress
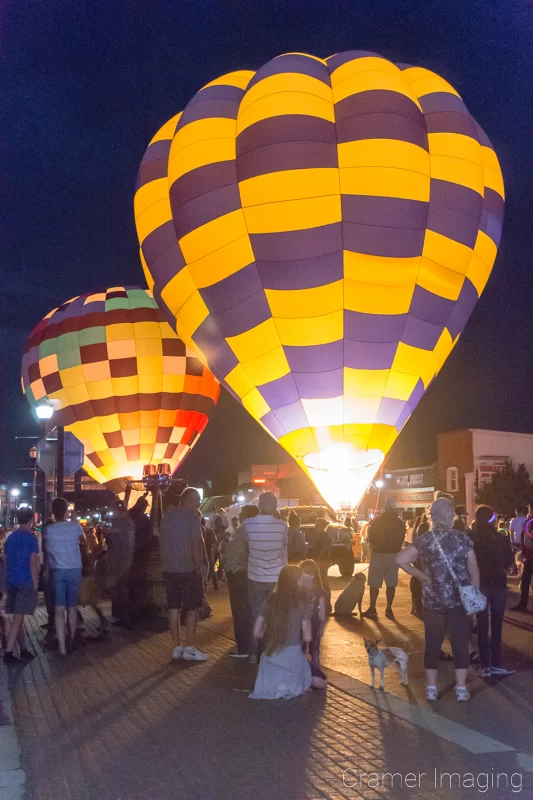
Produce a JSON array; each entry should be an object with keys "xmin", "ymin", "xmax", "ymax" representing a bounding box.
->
[{"xmin": 250, "ymin": 565, "xmax": 313, "ymax": 700}]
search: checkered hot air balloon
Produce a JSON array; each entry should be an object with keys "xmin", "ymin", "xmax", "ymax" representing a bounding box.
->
[
  {"xmin": 134, "ymin": 51, "xmax": 504, "ymax": 510},
  {"xmin": 21, "ymin": 287, "xmax": 220, "ymax": 494}
]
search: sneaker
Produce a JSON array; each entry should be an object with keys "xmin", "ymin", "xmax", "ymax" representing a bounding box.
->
[
  {"xmin": 228, "ymin": 649, "xmax": 248, "ymax": 658},
  {"xmin": 426, "ymin": 685, "xmax": 438, "ymax": 701},
  {"xmin": 490, "ymin": 666, "xmax": 515, "ymax": 676},
  {"xmin": 182, "ymin": 646, "xmax": 209, "ymax": 662},
  {"xmin": 3, "ymin": 652, "xmax": 21, "ymax": 665},
  {"xmin": 172, "ymin": 646, "xmax": 184, "ymax": 660},
  {"xmin": 455, "ymin": 686, "xmax": 470, "ymax": 702},
  {"xmin": 19, "ymin": 648, "xmax": 34, "ymax": 662},
  {"xmin": 385, "ymin": 607, "xmax": 395, "ymax": 620},
  {"xmin": 510, "ymin": 604, "xmax": 528, "ymax": 613},
  {"xmin": 477, "ymin": 666, "xmax": 492, "ymax": 679},
  {"xmin": 361, "ymin": 608, "xmax": 378, "ymax": 618}
]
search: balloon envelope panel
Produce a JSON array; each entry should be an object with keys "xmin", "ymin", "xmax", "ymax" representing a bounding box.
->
[
  {"xmin": 21, "ymin": 287, "xmax": 220, "ymax": 487},
  {"xmin": 134, "ymin": 52, "xmax": 504, "ymax": 509}
]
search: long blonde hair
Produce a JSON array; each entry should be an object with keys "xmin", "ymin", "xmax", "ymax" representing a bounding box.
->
[{"xmin": 263, "ymin": 565, "xmax": 302, "ymax": 656}]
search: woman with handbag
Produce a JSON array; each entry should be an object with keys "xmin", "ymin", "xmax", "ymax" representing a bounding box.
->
[{"xmin": 396, "ymin": 498, "xmax": 482, "ymax": 702}]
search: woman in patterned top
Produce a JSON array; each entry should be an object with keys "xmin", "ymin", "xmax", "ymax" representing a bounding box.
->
[{"xmin": 396, "ymin": 498, "xmax": 480, "ymax": 702}]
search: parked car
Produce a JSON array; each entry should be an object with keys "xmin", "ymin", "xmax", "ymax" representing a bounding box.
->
[
  {"xmin": 278, "ymin": 507, "xmax": 356, "ymax": 577},
  {"xmin": 278, "ymin": 505, "xmax": 337, "ymax": 527},
  {"xmin": 325, "ymin": 523, "xmax": 356, "ymax": 577}
]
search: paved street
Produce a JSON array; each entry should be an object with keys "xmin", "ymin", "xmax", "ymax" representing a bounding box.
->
[{"xmin": 1, "ymin": 573, "xmax": 533, "ymax": 800}]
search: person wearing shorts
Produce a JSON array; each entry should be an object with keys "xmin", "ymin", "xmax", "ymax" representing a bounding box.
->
[
  {"xmin": 160, "ymin": 488, "xmax": 208, "ymax": 662},
  {"xmin": 44, "ymin": 498, "xmax": 82, "ymax": 656},
  {"xmin": 3, "ymin": 507, "xmax": 39, "ymax": 664},
  {"xmin": 362, "ymin": 499, "xmax": 406, "ymax": 620}
]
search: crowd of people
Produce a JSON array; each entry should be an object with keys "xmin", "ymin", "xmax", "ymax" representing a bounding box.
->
[
  {"xmin": 158, "ymin": 489, "xmax": 329, "ymax": 696},
  {"xmin": 1, "ymin": 486, "xmax": 531, "ymax": 703},
  {"xmin": 158, "ymin": 487, "xmax": 532, "ymax": 701},
  {"xmin": 0, "ymin": 495, "xmax": 150, "ymax": 661},
  {"xmin": 395, "ymin": 495, "xmax": 529, "ymax": 700}
]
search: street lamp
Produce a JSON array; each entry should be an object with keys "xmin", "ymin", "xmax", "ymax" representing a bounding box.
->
[
  {"xmin": 375, "ymin": 479, "xmax": 385, "ymax": 489},
  {"xmin": 7, "ymin": 488, "xmax": 20, "ymax": 527},
  {"xmin": 35, "ymin": 400, "xmax": 64, "ymax": 498},
  {"xmin": 35, "ymin": 401, "xmax": 55, "ymax": 521},
  {"xmin": 35, "ymin": 401, "xmax": 54, "ymax": 421}
]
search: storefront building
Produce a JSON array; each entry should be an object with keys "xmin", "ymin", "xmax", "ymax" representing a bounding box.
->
[
  {"xmin": 377, "ymin": 465, "xmax": 436, "ymax": 520},
  {"xmin": 437, "ymin": 429, "xmax": 533, "ymax": 520}
]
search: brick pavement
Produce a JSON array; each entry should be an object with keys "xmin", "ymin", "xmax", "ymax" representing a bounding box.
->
[{"xmin": 2, "ymin": 597, "xmax": 531, "ymax": 800}]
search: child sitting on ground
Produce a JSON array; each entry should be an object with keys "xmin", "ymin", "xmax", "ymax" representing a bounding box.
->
[
  {"xmin": 250, "ymin": 565, "xmax": 317, "ymax": 699},
  {"xmin": 299, "ymin": 559, "xmax": 328, "ymax": 685}
]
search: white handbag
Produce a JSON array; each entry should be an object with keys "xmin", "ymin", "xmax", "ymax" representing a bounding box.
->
[{"xmin": 433, "ymin": 536, "xmax": 487, "ymax": 615}]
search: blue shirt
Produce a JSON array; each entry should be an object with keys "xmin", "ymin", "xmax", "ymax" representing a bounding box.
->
[{"xmin": 4, "ymin": 529, "xmax": 39, "ymax": 588}]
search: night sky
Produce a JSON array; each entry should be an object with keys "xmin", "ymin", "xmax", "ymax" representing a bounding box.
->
[{"xmin": 2, "ymin": 0, "xmax": 533, "ymax": 485}]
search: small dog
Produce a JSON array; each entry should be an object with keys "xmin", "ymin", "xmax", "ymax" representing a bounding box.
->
[
  {"xmin": 334, "ymin": 573, "xmax": 366, "ymax": 616},
  {"xmin": 364, "ymin": 638, "xmax": 409, "ymax": 689}
]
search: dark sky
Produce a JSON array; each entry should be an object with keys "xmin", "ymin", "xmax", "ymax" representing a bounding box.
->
[{"xmin": 2, "ymin": 0, "xmax": 533, "ymax": 484}]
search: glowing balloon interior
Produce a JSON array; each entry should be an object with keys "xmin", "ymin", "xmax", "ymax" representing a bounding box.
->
[
  {"xmin": 134, "ymin": 51, "xmax": 504, "ymax": 509},
  {"xmin": 21, "ymin": 287, "xmax": 220, "ymax": 492}
]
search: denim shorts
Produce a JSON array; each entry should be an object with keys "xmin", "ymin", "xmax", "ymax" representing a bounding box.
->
[{"xmin": 52, "ymin": 568, "xmax": 82, "ymax": 608}]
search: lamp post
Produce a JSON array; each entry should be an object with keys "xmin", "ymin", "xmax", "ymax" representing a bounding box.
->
[
  {"xmin": 29, "ymin": 445, "xmax": 38, "ymax": 522},
  {"xmin": 9, "ymin": 488, "xmax": 20, "ymax": 527},
  {"xmin": 35, "ymin": 400, "xmax": 55, "ymax": 521},
  {"xmin": 56, "ymin": 426, "xmax": 64, "ymax": 497}
]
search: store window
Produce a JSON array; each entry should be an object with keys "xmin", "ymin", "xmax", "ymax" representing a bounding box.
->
[
  {"xmin": 446, "ymin": 467, "xmax": 459, "ymax": 493},
  {"xmin": 81, "ymin": 475, "xmax": 101, "ymax": 491}
]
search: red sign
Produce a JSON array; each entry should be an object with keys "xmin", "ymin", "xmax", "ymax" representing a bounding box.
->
[{"xmin": 477, "ymin": 459, "xmax": 507, "ymax": 487}]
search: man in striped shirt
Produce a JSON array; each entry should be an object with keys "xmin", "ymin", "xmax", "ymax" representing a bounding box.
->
[{"xmin": 244, "ymin": 492, "xmax": 288, "ymax": 660}]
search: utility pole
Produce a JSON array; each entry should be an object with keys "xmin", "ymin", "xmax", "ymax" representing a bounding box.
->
[
  {"xmin": 29, "ymin": 444, "xmax": 38, "ymax": 522},
  {"xmin": 56, "ymin": 426, "xmax": 64, "ymax": 498}
]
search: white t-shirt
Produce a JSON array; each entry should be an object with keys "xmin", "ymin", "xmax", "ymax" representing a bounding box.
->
[
  {"xmin": 510, "ymin": 516, "xmax": 527, "ymax": 546},
  {"xmin": 244, "ymin": 514, "xmax": 288, "ymax": 583}
]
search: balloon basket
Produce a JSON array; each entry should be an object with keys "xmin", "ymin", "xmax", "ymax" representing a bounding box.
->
[{"xmin": 128, "ymin": 539, "xmax": 167, "ymax": 621}]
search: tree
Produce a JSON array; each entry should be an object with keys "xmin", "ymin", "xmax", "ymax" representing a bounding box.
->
[{"xmin": 475, "ymin": 460, "xmax": 533, "ymax": 515}]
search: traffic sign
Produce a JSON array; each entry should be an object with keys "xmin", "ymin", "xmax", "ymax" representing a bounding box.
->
[{"xmin": 37, "ymin": 431, "xmax": 84, "ymax": 477}]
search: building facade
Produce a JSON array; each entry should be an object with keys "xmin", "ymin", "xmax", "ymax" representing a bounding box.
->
[
  {"xmin": 377, "ymin": 465, "xmax": 435, "ymax": 519},
  {"xmin": 437, "ymin": 429, "xmax": 533, "ymax": 520}
]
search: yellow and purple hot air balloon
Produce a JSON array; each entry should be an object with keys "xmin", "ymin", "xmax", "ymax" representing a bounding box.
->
[
  {"xmin": 134, "ymin": 51, "xmax": 504, "ymax": 510},
  {"xmin": 21, "ymin": 286, "xmax": 220, "ymax": 493}
]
